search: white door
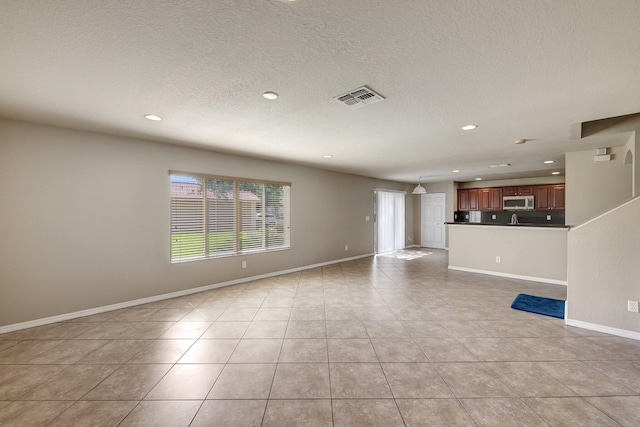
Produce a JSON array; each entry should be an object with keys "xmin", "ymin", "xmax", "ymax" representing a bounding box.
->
[{"xmin": 421, "ymin": 193, "xmax": 446, "ymax": 249}]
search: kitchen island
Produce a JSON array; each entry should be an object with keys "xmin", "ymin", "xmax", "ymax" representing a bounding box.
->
[{"xmin": 447, "ymin": 223, "xmax": 569, "ymax": 285}]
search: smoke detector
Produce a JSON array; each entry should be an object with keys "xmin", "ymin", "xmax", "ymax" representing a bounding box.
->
[{"xmin": 335, "ymin": 86, "xmax": 385, "ymax": 109}]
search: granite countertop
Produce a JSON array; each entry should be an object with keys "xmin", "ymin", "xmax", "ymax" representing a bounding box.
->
[{"xmin": 447, "ymin": 222, "xmax": 569, "ymax": 228}]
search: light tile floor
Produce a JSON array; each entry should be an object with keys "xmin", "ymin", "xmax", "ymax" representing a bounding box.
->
[{"xmin": 1, "ymin": 249, "xmax": 639, "ymax": 426}]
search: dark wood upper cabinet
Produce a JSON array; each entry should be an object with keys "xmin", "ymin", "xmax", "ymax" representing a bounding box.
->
[
  {"xmin": 458, "ymin": 189, "xmax": 469, "ymax": 210},
  {"xmin": 504, "ymin": 186, "xmax": 534, "ymax": 196},
  {"xmin": 468, "ymin": 189, "xmax": 480, "ymax": 211},
  {"xmin": 503, "ymin": 187, "xmax": 517, "ymax": 196},
  {"xmin": 491, "ymin": 188, "xmax": 503, "ymax": 210},
  {"xmin": 458, "ymin": 184, "xmax": 563, "ymax": 211},
  {"xmin": 535, "ymin": 184, "xmax": 565, "ymax": 210},
  {"xmin": 480, "ymin": 188, "xmax": 503, "ymax": 211},
  {"xmin": 519, "ymin": 186, "xmax": 534, "ymax": 196},
  {"xmin": 535, "ymin": 185, "xmax": 551, "ymax": 210},
  {"xmin": 480, "ymin": 189, "xmax": 491, "ymax": 210},
  {"xmin": 551, "ymin": 184, "xmax": 565, "ymax": 209}
]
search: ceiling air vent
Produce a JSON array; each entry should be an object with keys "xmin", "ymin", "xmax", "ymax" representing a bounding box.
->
[{"xmin": 335, "ymin": 86, "xmax": 385, "ymax": 109}]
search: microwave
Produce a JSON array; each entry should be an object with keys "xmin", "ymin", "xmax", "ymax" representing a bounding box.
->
[{"xmin": 503, "ymin": 195, "xmax": 534, "ymax": 210}]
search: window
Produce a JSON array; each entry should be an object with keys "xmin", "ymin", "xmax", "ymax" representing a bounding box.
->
[{"xmin": 170, "ymin": 172, "xmax": 291, "ymax": 262}]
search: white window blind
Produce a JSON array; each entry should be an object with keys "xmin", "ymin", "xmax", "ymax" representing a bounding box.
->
[
  {"xmin": 171, "ymin": 173, "xmax": 291, "ymax": 262},
  {"xmin": 375, "ymin": 190, "xmax": 405, "ymax": 253}
]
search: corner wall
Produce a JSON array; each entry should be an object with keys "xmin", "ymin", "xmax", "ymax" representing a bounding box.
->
[
  {"xmin": 565, "ymin": 145, "xmax": 632, "ymax": 225},
  {"xmin": 623, "ymin": 131, "xmax": 638, "ymax": 197},
  {"xmin": 0, "ymin": 119, "xmax": 414, "ymax": 327},
  {"xmin": 567, "ymin": 197, "xmax": 640, "ymax": 335}
]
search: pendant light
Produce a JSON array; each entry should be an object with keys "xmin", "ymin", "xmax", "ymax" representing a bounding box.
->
[{"xmin": 412, "ymin": 177, "xmax": 427, "ymax": 194}]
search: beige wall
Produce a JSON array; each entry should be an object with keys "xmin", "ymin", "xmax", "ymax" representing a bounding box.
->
[
  {"xmin": 623, "ymin": 131, "xmax": 638, "ymax": 197},
  {"xmin": 448, "ymin": 225, "xmax": 568, "ymax": 283},
  {"xmin": 567, "ymin": 197, "xmax": 640, "ymax": 334},
  {"xmin": 565, "ymin": 145, "xmax": 633, "ymax": 225},
  {"xmin": 0, "ymin": 119, "xmax": 414, "ymax": 327}
]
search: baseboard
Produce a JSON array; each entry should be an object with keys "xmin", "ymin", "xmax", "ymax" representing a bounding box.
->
[
  {"xmin": 404, "ymin": 244, "xmax": 420, "ymax": 249},
  {"xmin": 448, "ymin": 265, "xmax": 567, "ymax": 286},
  {"xmin": 566, "ymin": 318, "xmax": 640, "ymax": 341},
  {"xmin": 0, "ymin": 253, "xmax": 374, "ymax": 334}
]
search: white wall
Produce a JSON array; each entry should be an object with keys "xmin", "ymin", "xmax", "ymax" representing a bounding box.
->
[
  {"xmin": 0, "ymin": 119, "xmax": 414, "ymax": 327},
  {"xmin": 565, "ymin": 145, "xmax": 633, "ymax": 225}
]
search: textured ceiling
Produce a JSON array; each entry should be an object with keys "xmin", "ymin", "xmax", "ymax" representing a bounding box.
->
[{"xmin": 1, "ymin": 0, "xmax": 639, "ymax": 183}]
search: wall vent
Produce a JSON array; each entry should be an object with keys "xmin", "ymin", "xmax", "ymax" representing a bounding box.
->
[{"xmin": 335, "ymin": 86, "xmax": 385, "ymax": 109}]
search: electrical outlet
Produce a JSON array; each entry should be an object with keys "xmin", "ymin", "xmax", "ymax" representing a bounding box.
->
[
  {"xmin": 496, "ymin": 256, "xmax": 501, "ymax": 263},
  {"xmin": 365, "ymin": 215, "xmax": 370, "ymax": 221},
  {"xmin": 628, "ymin": 300, "xmax": 639, "ymax": 313},
  {"xmin": 345, "ymin": 245, "xmax": 349, "ymax": 251},
  {"xmin": 547, "ymin": 215, "xmax": 552, "ymax": 221},
  {"xmin": 491, "ymin": 214, "xmax": 496, "ymax": 220},
  {"xmin": 242, "ymin": 261, "xmax": 247, "ymax": 269}
]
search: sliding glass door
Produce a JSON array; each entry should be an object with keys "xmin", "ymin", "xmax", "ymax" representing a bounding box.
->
[{"xmin": 374, "ymin": 190, "xmax": 405, "ymax": 253}]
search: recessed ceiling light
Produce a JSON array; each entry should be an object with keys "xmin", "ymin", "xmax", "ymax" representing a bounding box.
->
[
  {"xmin": 515, "ymin": 139, "xmax": 527, "ymax": 144},
  {"xmin": 323, "ymin": 155, "xmax": 332, "ymax": 159},
  {"xmin": 263, "ymin": 91, "xmax": 278, "ymax": 100},
  {"xmin": 475, "ymin": 177, "xmax": 482, "ymax": 181},
  {"xmin": 462, "ymin": 125, "xmax": 477, "ymax": 131},
  {"xmin": 144, "ymin": 114, "xmax": 162, "ymax": 121},
  {"xmin": 452, "ymin": 170, "xmax": 460, "ymax": 173},
  {"xmin": 544, "ymin": 160, "xmax": 554, "ymax": 164},
  {"xmin": 551, "ymin": 171, "xmax": 560, "ymax": 175}
]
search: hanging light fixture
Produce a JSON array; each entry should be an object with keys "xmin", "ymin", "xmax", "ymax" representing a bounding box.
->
[{"xmin": 412, "ymin": 177, "xmax": 427, "ymax": 194}]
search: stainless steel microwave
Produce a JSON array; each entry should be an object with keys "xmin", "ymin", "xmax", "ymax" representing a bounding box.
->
[{"xmin": 503, "ymin": 195, "xmax": 534, "ymax": 210}]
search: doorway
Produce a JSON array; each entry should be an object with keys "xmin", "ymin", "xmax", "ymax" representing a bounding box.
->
[
  {"xmin": 421, "ymin": 192, "xmax": 446, "ymax": 249},
  {"xmin": 373, "ymin": 190, "xmax": 405, "ymax": 253}
]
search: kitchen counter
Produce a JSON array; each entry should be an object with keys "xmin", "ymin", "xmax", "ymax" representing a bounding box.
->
[
  {"xmin": 447, "ymin": 223, "xmax": 568, "ymax": 285},
  {"xmin": 448, "ymin": 222, "xmax": 569, "ymax": 228}
]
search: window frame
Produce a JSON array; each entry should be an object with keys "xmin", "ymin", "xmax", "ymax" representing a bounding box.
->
[{"xmin": 170, "ymin": 171, "xmax": 291, "ymax": 263}]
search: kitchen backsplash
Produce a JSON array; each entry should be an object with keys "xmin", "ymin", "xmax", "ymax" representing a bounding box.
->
[{"xmin": 454, "ymin": 210, "xmax": 565, "ymax": 225}]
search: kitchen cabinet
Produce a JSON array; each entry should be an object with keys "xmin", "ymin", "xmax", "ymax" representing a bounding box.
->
[
  {"xmin": 458, "ymin": 184, "xmax": 563, "ymax": 211},
  {"xmin": 480, "ymin": 188, "xmax": 503, "ymax": 211},
  {"xmin": 458, "ymin": 189, "xmax": 469, "ymax": 210},
  {"xmin": 551, "ymin": 184, "xmax": 565, "ymax": 209},
  {"xmin": 457, "ymin": 188, "xmax": 481, "ymax": 211},
  {"xmin": 535, "ymin": 186, "xmax": 550, "ymax": 210},
  {"xmin": 535, "ymin": 184, "xmax": 565, "ymax": 210},
  {"xmin": 468, "ymin": 189, "xmax": 480, "ymax": 210},
  {"xmin": 503, "ymin": 186, "xmax": 534, "ymax": 196}
]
